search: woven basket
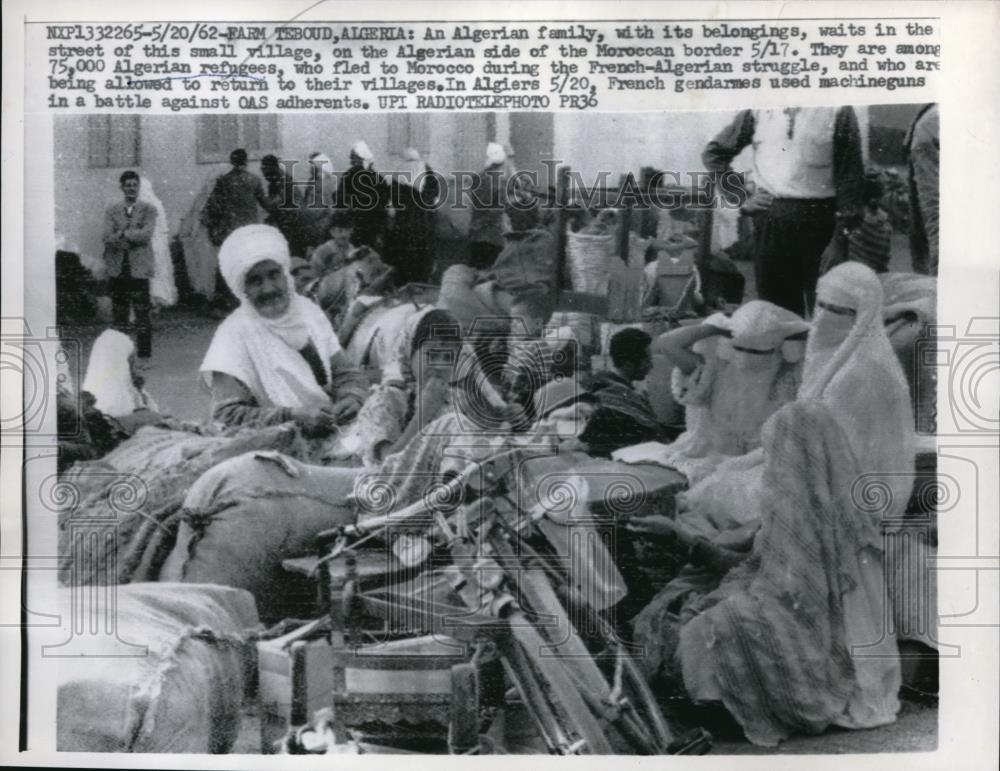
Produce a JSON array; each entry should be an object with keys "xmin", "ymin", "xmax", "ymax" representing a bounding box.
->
[
  {"xmin": 566, "ymin": 230, "xmax": 650, "ymax": 294},
  {"xmin": 567, "ymin": 231, "xmax": 615, "ymax": 293}
]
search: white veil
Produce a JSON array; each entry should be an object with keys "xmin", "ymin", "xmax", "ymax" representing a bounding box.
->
[{"xmin": 139, "ymin": 176, "xmax": 177, "ymax": 307}]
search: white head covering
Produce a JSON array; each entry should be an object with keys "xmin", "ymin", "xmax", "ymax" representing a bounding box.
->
[
  {"xmin": 399, "ymin": 147, "xmax": 428, "ymax": 193},
  {"xmin": 486, "ymin": 142, "xmax": 507, "ymax": 167},
  {"xmin": 709, "ymin": 300, "xmax": 809, "ymax": 356},
  {"xmin": 309, "ymin": 152, "xmax": 332, "ymax": 168},
  {"xmin": 802, "ymin": 262, "xmax": 915, "ymax": 518},
  {"xmin": 217, "ymin": 223, "xmax": 308, "ymax": 349},
  {"xmin": 201, "ymin": 225, "xmax": 344, "ymax": 410},
  {"xmin": 138, "ymin": 176, "xmax": 177, "ymax": 307},
  {"xmin": 351, "ymin": 141, "xmax": 374, "ymax": 169},
  {"xmin": 82, "ymin": 329, "xmax": 149, "ymax": 417}
]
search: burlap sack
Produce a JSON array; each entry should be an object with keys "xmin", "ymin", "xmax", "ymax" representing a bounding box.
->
[
  {"xmin": 56, "ymin": 582, "xmax": 259, "ymax": 753},
  {"xmin": 162, "ymin": 452, "xmax": 358, "ymax": 620}
]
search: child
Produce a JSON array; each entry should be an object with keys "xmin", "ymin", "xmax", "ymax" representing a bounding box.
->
[{"xmin": 309, "ymin": 210, "xmax": 357, "ymax": 276}]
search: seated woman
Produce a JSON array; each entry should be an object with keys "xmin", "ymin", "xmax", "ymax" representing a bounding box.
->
[
  {"xmin": 79, "ymin": 328, "xmax": 169, "ymax": 437},
  {"xmin": 631, "ymin": 401, "xmax": 901, "ymax": 746},
  {"xmin": 650, "ymin": 300, "xmax": 808, "ymax": 486},
  {"xmin": 328, "ymin": 307, "xmax": 464, "ymax": 467},
  {"xmin": 676, "ymin": 263, "xmax": 914, "ymax": 537},
  {"xmin": 630, "ymin": 262, "xmax": 915, "ymax": 720},
  {"xmin": 200, "ymin": 225, "xmax": 368, "ymax": 439}
]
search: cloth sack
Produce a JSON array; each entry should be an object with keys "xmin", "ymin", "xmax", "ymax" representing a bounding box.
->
[
  {"xmin": 56, "ymin": 582, "xmax": 259, "ymax": 753},
  {"xmin": 162, "ymin": 452, "xmax": 358, "ymax": 620},
  {"xmin": 58, "ymin": 424, "xmax": 306, "ymax": 587}
]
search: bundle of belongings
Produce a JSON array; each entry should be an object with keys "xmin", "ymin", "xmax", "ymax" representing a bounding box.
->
[{"xmin": 57, "ymin": 583, "xmax": 260, "ymax": 753}]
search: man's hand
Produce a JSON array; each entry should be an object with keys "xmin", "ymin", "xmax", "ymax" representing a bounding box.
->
[
  {"xmin": 741, "ymin": 188, "xmax": 774, "ymax": 214},
  {"xmin": 292, "ymin": 407, "xmax": 338, "ymax": 437},
  {"xmin": 330, "ymin": 396, "xmax": 362, "ymax": 424}
]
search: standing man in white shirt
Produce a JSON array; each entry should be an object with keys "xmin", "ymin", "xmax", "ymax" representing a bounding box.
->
[{"xmin": 703, "ymin": 106, "xmax": 865, "ymax": 316}]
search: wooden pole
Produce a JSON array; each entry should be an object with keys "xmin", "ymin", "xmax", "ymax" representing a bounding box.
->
[
  {"xmin": 618, "ymin": 173, "xmax": 633, "ymax": 264},
  {"xmin": 555, "ymin": 166, "xmax": 570, "ymax": 289}
]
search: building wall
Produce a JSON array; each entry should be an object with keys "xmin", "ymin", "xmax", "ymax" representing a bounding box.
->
[
  {"xmin": 551, "ymin": 106, "xmax": 874, "ymax": 188},
  {"xmin": 54, "ymin": 112, "xmax": 492, "ymax": 263},
  {"xmin": 552, "ymin": 110, "xmax": 749, "ymax": 187},
  {"xmin": 54, "ymin": 106, "xmax": 886, "ymax": 265}
]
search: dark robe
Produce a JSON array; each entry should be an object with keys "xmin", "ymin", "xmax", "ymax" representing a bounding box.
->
[
  {"xmin": 579, "ymin": 371, "xmax": 666, "ymax": 457},
  {"xmin": 338, "ymin": 165, "xmax": 390, "ymax": 249},
  {"xmin": 385, "ymin": 172, "xmax": 442, "ymax": 285}
]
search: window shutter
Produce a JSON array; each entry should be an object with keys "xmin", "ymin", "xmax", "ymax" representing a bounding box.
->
[
  {"xmin": 387, "ymin": 114, "xmax": 409, "ymax": 157},
  {"xmin": 88, "ymin": 115, "xmax": 140, "ymax": 168},
  {"xmin": 88, "ymin": 115, "xmax": 111, "ymax": 168},
  {"xmin": 108, "ymin": 116, "xmax": 140, "ymax": 167},
  {"xmin": 409, "ymin": 114, "xmax": 431, "ymax": 158}
]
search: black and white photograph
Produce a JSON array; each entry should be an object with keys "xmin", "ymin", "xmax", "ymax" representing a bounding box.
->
[
  {"xmin": 47, "ymin": 105, "xmax": 941, "ymax": 755},
  {"xmin": 3, "ymin": 2, "xmax": 998, "ymax": 768}
]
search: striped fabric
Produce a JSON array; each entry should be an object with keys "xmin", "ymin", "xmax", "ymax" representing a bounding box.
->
[{"xmin": 846, "ymin": 208, "xmax": 893, "ymax": 274}]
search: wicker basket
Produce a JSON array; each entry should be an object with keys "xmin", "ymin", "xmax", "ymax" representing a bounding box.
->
[
  {"xmin": 566, "ymin": 229, "xmax": 650, "ymax": 294},
  {"xmin": 566, "ymin": 230, "xmax": 615, "ymax": 293}
]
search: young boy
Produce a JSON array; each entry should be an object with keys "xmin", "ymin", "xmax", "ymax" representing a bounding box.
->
[{"xmin": 309, "ymin": 210, "xmax": 357, "ymax": 276}]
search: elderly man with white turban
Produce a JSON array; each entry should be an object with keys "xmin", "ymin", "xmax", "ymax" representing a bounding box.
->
[
  {"xmin": 337, "ymin": 140, "xmax": 391, "ymax": 250},
  {"xmin": 200, "ymin": 224, "xmax": 368, "ymax": 434}
]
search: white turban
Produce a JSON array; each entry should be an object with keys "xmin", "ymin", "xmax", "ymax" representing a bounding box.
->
[
  {"xmin": 399, "ymin": 147, "xmax": 428, "ymax": 192},
  {"xmin": 486, "ymin": 142, "xmax": 507, "ymax": 166},
  {"xmin": 202, "ymin": 225, "xmax": 345, "ymax": 408},
  {"xmin": 351, "ymin": 141, "xmax": 374, "ymax": 168},
  {"xmin": 218, "ymin": 224, "xmax": 292, "ymax": 305}
]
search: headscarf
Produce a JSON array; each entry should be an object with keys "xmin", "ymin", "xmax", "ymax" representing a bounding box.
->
[
  {"xmin": 139, "ymin": 177, "xmax": 177, "ymax": 307},
  {"xmin": 309, "ymin": 152, "xmax": 331, "ymax": 170},
  {"xmin": 802, "ymin": 262, "xmax": 915, "ymax": 518},
  {"xmin": 200, "ymin": 224, "xmax": 343, "ymax": 410},
  {"xmin": 486, "ymin": 142, "xmax": 507, "ymax": 167},
  {"xmin": 82, "ymin": 330, "xmax": 153, "ymax": 417},
  {"xmin": 708, "ymin": 300, "xmax": 809, "ymax": 366},
  {"xmin": 351, "ymin": 141, "xmax": 374, "ymax": 169},
  {"xmin": 378, "ymin": 306, "xmax": 461, "ymax": 383},
  {"xmin": 399, "ymin": 147, "xmax": 428, "ymax": 193},
  {"xmin": 217, "ymin": 224, "xmax": 310, "ymax": 349}
]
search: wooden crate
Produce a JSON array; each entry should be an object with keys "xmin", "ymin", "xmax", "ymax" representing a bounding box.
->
[{"xmin": 257, "ymin": 621, "xmax": 334, "ymax": 754}]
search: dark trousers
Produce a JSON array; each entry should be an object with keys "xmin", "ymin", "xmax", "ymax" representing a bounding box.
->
[
  {"xmin": 752, "ymin": 198, "xmax": 837, "ymax": 317},
  {"xmin": 110, "ymin": 272, "xmax": 152, "ymax": 357}
]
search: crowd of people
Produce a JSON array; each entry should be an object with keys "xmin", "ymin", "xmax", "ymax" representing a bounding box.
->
[{"xmin": 57, "ymin": 106, "xmax": 940, "ymax": 750}]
